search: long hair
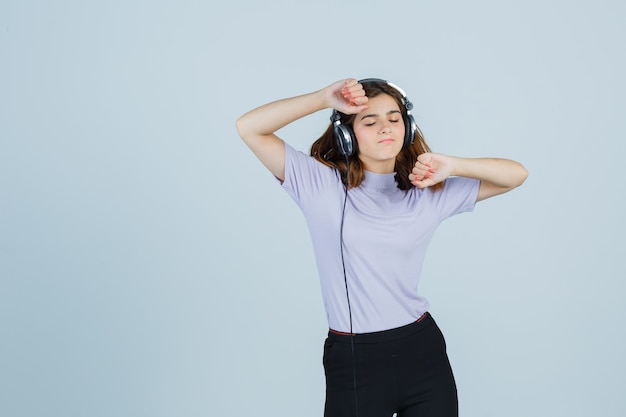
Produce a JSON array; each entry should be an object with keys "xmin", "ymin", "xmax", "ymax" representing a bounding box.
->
[{"xmin": 310, "ymin": 80, "xmax": 443, "ymax": 191}]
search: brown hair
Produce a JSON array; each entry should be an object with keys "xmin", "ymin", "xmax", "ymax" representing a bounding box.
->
[{"xmin": 310, "ymin": 80, "xmax": 443, "ymax": 191}]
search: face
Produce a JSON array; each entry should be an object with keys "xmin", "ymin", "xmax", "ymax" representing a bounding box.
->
[{"xmin": 352, "ymin": 93, "xmax": 405, "ymax": 174}]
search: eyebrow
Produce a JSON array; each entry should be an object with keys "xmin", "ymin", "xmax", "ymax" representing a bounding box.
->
[{"xmin": 359, "ymin": 109, "xmax": 402, "ymax": 121}]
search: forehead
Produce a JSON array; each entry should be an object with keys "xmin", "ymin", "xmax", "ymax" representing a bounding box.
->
[{"xmin": 357, "ymin": 93, "xmax": 401, "ymax": 118}]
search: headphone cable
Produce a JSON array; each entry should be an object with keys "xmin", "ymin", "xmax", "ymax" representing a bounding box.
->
[{"xmin": 340, "ymin": 155, "xmax": 359, "ymax": 417}]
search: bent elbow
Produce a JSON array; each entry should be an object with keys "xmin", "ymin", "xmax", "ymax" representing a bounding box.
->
[
  {"xmin": 517, "ymin": 164, "xmax": 529, "ymax": 187},
  {"xmin": 235, "ymin": 115, "xmax": 249, "ymax": 140}
]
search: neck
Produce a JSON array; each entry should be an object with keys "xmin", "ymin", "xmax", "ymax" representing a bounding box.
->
[{"xmin": 359, "ymin": 158, "xmax": 395, "ymax": 174}]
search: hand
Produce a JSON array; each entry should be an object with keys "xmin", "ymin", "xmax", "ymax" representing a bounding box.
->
[
  {"xmin": 324, "ymin": 78, "xmax": 369, "ymax": 115},
  {"xmin": 409, "ymin": 153, "xmax": 453, "ymax": 188}
]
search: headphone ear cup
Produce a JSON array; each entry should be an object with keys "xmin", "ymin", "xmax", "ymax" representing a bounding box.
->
[
  {"xmin": 403, "ymin": 113, "xmax": 417, "ymax": 149},
  {"xmin": 334, "ymin": 123, "xmax": 355, "ymax": 157}
]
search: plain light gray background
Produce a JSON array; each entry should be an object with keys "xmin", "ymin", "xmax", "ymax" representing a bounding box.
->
[{"xmin": 1, "ymin": 1, "xmax": 625, "ymax": 416}]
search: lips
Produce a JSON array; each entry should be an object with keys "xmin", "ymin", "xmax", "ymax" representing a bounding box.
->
[{"xmin": 378, "ymin": 138, "xmax": 395, "ymax": 143}]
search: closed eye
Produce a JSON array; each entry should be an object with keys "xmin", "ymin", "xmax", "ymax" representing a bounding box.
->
[
  {"xmin": 360, "ymin": 110, "xmax": 402, "ymax": 126},
  {"xmin": 365, "ymin": 118, "xmax": 400, "ymax": 127}
]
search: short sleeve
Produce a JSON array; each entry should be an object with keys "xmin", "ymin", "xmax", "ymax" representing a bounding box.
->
[
  {"xmin": 431, "ymin": 176, "xmax": 480, "ymax": 221},
  {"xmin": 281, "ymin": 142, "xmax": 341, "ymax": 208}
]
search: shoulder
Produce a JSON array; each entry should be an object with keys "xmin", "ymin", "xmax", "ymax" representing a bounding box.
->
[
  {"xmin": 426, "ymin": 177, "xmax": 480, "ymax": 220},
  {"xmin": 443, "ymin": 176, "xmax": 481, "ymax": 194},
  {"xmin": 282, "ymin": 142, "xmax": 343, "ymax": 199},
  {"xmin": 283, "ymin": 142, "xmax": 337, "ymax": 177}
]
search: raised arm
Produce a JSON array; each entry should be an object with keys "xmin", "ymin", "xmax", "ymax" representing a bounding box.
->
[
  {"xmin": 235, "ymin": 79, "xmax": 368, "ymax": 181},
  {"xmin": 409, "ymin": 153, "xmax": 528, "ymax": 201}
]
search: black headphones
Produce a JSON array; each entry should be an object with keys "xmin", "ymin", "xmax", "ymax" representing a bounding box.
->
[{"xmin": 331, "ymin": 78, "xmax": 418, "ymax": 157}]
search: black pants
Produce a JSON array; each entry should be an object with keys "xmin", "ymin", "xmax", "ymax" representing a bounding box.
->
[{"xmin": 323, "ymin": 313, "xmax": 458, "ymax": 417}]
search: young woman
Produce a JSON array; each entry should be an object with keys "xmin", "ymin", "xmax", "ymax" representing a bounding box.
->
[{"xmin": 236, "ymin": 78, "xmax": 527, "ymax": 417}]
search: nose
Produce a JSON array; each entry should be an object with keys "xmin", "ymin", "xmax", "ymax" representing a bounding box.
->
[{"xmin": 380, "ymin": 121, "xmax": 392, "ymax": 134}]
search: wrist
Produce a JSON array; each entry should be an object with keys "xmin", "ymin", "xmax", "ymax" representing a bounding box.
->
[{"xmin": 447, "ymin": 155, "xmax": 465, "ymax": 177}]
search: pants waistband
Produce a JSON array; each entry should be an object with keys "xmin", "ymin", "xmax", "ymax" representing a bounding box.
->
[{"xmin": 327, "ymin": 312, "xmax": 431, "ymax": 344}]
